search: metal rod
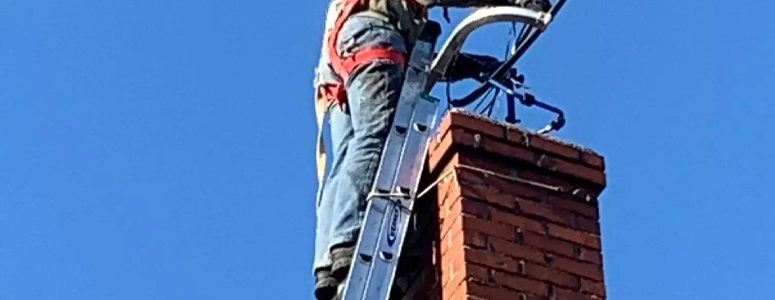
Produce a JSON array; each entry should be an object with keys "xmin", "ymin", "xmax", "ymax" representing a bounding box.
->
[{"xmin": 484, "ymin": 0, "xmax": 568, "ymax": 80}]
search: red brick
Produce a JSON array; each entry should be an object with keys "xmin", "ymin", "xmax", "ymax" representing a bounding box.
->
[
  {"xmin": 528, "ymin": 134, "xmax": 582, "ymax": 162},
  {"xmin": 464, "ymin": 247, "xmax": 520, "ymax": 272},
  {"xmin": 413, "ymin": 112, "xmax": 609, "ymax": 300},
  {"xmin": 443, "ymin": 246, "xmax": 467, "ymax": 289},
  {"xmin": 580, "ymin": 151, "xmax": 605, "ymax": 170},
  {"xmin": 515, "ymin": 169, "xmax": 574, "ymax": 191},
  {"xmin": 505, "ymin": 126, "xmax": 529, "ymax": 144},
  {"xmin": 442, "ymin": 195, "xmax": 460, "ymax": 219},
  {"xmin": 440, "ymin": 210, "xmax": 463, "ymax": 241},
  {"xmin": 577, "ymin": 247, "xmax": 603, "ymax": 265},
  {"xmin": 445, "ymin": 250, "xmax": 493, "ymax": 293},
  {"xmin": 460, "ymin": 198, "xmax": 491, "ymax": 220},
  {"xmin": 429, "ymin": 127, "xmax": 455, "ymax": 172},
  {"xmin": 547, "ymin": 224, "xmax": 602, "ymax": 250},
  {"xmin": 491, "ymin": 271, "xmax": 548, "ymax": 296},
  {"xmin": 516, "ymin": 198, "xmax": 574, "ymax": 227},
  {"xmin": 448, "ymin": 128, "xmax": 477, "ymax": 149},
  {"xmin": 489, "ymin": 237, "xmax": 546, "ymax": 264},
  {"xmin": 437, "ymin": 178, "xmax": 456, "ymax": 204},
  {"xmin": 442, "ymin": 268, "xmax": 468, "ymax": 300},
  {"xmin": 434, "ymin": 111, "xmax": 608, "ymax": 182},
  {"xmin": 542, "ymin": 155, "xmax": 606, "ymax": 187},
  {"xmin": 466, "ymin": 282, "xmax": 528, "ymax": 300},
  {"xmin": 442, "ymin": 228, "xmax": 488, "ymax": 257},
  {"xmin": 545, "ymin": 194, "xmax": 599, "ymax": 219},
  {"xmin": 484, "ymin": 190, "xmax": 522, "ymax": 211},
  {"xmin": 446, "ymin": 283, "xmax": 470, "ymax": 300},
  {"xmin": 580, "ymin": 278, "xmax": 606, "ymax": 297},
  {"xmin": 482, "ymin": 135, "xmax": 536, "ymax": 163},
  {"xmin": 491, "ymin": 209, "xmax": 545, "ymax": 234},
  {"xmin": 465, "ymin": 230, "xmax": 489, "ymax": 249},
  {"xmin": 444, "ymin": 278, "xmax": 467, "ymax": 300},
  {"xmin": 447, "ymin": 293, "xmax": 469, "ymax": 300},
  {"xmin": 428, "ymin": 130, "xmax": 442, "ymax": 153},
  {"xmin": 438, "ymin": 177, "xmax": 462, "ymax": 209},
  {"xmin": 435, "ymin": 110, "xmax": 455, "ymax": 138},
  {"xmin": 448, "ymin": 112, "xmax": 506, "ymax": 139},
  {"xmin": 441, "ymin": 226, "xmax": 465, "ymax": 257},
  {"xmin": 428, "ymin": 124, "xmax": 448, "ymax": 154},
  {"xmin": 460, "ymin": 184, "xmax": 517, "ymax": 210},
  {"xmin": 488, "ymin": 176, "xmax": 544, "ymax": 201},
  {"xmin": 575, "ymin": 216, "xmax": 601, "ymax": 235},
  {"xmin": 556, "ymin": 209, "xmax": 579, "ymax": 228},
  {"xmin": 452, "ymin": 129, "xmax": 536, "ymax": 164},
  {"xmin": 457, "ymin": 152, "xmax": 514, "ymax": 176},
  {"xmin": 445, "ymin": 196, "xmax": 490, "ymax": 221},
  {"xmin": 463, "ymin": 215, "xmax": 516, "ymax": 242},
  {"xmin": 552, "ymin": 256, "xmax": 604, "ymax": 281},
  {"xmin": 521, "ymin": 230, "xmax": 576, "ymax": 258},
  {"xmin": 522, "ymin": 260, "xmax": 580, "ymax": 289},
  {"xmin": 554, "ymin": 286, "xmax": 597, "ymax": 300},
  {"xmin": 455, "ymin": 166, "xmax": 487, "ymax": 186},
  {"xmin": 464, "ymin": 263, "xmax": 491, "ymax": 283}
]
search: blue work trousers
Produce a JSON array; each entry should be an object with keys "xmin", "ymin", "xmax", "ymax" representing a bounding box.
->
[{"xmin": 313, "ymin": 13, "xmax": 408, "ymax": 273}]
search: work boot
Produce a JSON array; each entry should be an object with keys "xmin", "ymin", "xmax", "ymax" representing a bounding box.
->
[
  {"xmin": 330, "ymin": 245, "xmax": 356, "ymax": 281},
  {"xmin": 330, "ymin": 274, "xmax": 348, "ymax": 300},
  {"xmin": 315, "ymin": 269, "xmax": 339, "ymax": 300}
]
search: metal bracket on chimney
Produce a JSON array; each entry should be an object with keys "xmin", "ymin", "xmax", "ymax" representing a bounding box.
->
[{"xmin": 426, "ymin": 1, "xmax": 570, "ymax": 135}]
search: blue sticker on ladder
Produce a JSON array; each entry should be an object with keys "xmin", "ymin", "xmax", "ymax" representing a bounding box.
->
[{"xmin": 386, "ymin": 203, "xmax": 400, "ymax": 247}]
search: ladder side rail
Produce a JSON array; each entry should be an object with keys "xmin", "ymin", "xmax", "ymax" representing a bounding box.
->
[
  {"xmin": 340, "ymin": 21, "xmax": 442, "ymax": 300},
  {"xmin": 360, "ymin": 38, "xmax": 441, "ymax": 300}
]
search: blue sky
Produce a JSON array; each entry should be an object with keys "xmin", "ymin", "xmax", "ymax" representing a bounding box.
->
[{"xmin": 2, "ymin": 0, "xmax": 774, "ymax": 299}]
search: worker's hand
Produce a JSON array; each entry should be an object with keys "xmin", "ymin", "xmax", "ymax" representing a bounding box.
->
[
  {"xmin": 441, "ymin": 53, "xmax": 503, "ymax": 83},
  {"xmin": 511, "ymin": 0, "xmax": 551, "ymax": 12}
]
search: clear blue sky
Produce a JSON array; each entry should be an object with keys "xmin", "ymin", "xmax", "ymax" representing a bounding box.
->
[{"xmin": 2, "ymin": 1, "xmax": 774, "ymax": 299}]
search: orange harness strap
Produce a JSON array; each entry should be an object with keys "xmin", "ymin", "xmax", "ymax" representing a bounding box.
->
[{"xmin": 320, "ymin": 0, "xmax": 426, "ymax": 105}]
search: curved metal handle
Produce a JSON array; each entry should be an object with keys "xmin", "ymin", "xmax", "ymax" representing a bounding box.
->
[{"xmin": 424, "ymin": 6, "xmax": 552, "ymax": 91}]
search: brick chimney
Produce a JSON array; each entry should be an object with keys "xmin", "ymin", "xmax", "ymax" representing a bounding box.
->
[{"xmin": 397, "ymin": 109, "xmax": 607, "ymax": 300}]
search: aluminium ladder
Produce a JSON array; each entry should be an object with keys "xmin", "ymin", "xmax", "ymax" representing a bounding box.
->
[{"xmin": 338, "ymin": 6, "xmax": 558, "ymax": 300}]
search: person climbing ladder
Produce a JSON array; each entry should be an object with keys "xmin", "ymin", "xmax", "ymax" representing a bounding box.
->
[{"xmin": 311, "ymin": 1, "xmax": 551, "ymax": 299}]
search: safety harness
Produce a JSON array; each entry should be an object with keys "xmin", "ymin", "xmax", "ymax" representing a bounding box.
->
[
  {"xmin": 320, "ymin": 0, "xmax": 427, "ymax": 106},
  {"xmin": 314, "ymin": 0, "xmax": 427, "ymax": 194}
]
